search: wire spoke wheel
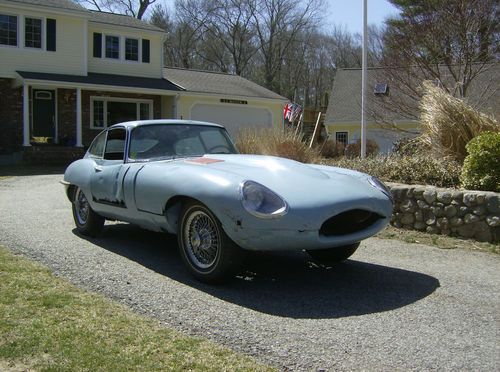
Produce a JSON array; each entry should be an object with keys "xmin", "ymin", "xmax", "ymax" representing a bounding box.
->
[
  {"xmin": 75, "ymin": 188, "xmax": 90, "ymax": 225},
  {"xmin": 183, "ymin": 210, "xmax": 220, "ymax": 269}
]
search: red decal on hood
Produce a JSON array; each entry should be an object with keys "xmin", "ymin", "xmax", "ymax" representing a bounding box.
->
[{"xmin": 186, "ymin": 157, "xmax": 224, "ymax": 165}]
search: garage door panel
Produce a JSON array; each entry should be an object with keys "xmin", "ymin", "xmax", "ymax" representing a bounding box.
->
[{"xmin": 190, "ymin": 104, "xmax": 273, "ymax": 138}]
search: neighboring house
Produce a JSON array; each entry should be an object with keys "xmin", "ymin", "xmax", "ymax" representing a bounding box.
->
[
  {"xmin": 324, "ymin": 65, "xmax": 500, "ymax": 153},
  {"xmin": 0, "ymin": 0, "xmax": 286, "ymax": 163}
]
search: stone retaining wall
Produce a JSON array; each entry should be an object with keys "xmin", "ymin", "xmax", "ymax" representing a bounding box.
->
[{"xmin": 388, "ymin": 183, "xmax": 499, "ymax": 243}]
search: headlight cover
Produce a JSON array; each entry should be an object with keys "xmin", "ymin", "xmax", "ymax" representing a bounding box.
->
[
  {"xmin": 368, "ymin": 176, "xmax": 393, "ymax": 203},
  {"xmin": 240, "ymin": 181, "xmax": 288, "ymax": 218}
]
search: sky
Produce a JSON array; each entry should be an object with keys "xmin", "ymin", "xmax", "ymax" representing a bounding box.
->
[{"xmin": 325, "ymin": 0, "xmax": 399, "ymax": 34}]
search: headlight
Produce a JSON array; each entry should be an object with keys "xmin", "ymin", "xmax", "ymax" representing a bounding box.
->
[
  {"xmin": 240, "ymin": 181, "xmax": 288, "ymax": 218},
  {"xmin": 368, "ymin": 176, "xmax": 393, "ymax": 203}
]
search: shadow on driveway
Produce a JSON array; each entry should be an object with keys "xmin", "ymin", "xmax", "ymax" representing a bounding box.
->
[{"xmin": 75, "ymin": 223, "xmax": 440, "ymax": 319}]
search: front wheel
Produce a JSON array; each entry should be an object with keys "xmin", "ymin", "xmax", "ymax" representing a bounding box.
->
[
  {"xmin": 178, "ymin": 201, "xmax": 241, "ymax": 283},
  {"xmin": 72, "ymin": 187, "xmax": 104, "ymax": 237},
  {"xmin": 307, "ymin": 242, "xmax": 360, "ymax": 264}
]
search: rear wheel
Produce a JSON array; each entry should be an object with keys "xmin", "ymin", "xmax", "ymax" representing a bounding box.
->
[
  {"xmin": 72, "ymin": 187, "xmax": 104, "ymax": 237},
  {"xmin": 178, "ymin": 201, "xmax": 241, "ymax": 283},
  {"xmin": 307, "ymin": 242, "xmax": 360, "ymax": 264}
]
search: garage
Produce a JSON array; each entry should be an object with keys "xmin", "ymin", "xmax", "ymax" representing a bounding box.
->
[{"xmin": 190, "ymin": 103, "xmax": 273, "ymax": 137}]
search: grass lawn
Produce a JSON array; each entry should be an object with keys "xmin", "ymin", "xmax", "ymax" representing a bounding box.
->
[
  {"xmin": 377, "ymin": 226, "xmax": 499, "ymax": 254},
  {"xmin": 0, "ymin": 246, "xmax": 273, "ymax": 371}
]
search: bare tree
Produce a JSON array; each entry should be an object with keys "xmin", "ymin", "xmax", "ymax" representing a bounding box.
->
[{"xmin": 77, "ymin": 0, "xmax": 157, "ymax": 19}]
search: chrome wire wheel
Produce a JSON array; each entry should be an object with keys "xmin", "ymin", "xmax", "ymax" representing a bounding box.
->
[
  {"xmin": 74, "ymin": 188, "xmax": 90, "ymax": 226},
  {"xmin": 183, "ymin": 210, "xmax": 220, "ymax": 270}
]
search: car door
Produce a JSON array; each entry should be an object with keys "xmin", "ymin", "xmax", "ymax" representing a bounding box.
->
[{"xmin": 90, "ymin": 127, "xmax": 129, "ymax": 207}]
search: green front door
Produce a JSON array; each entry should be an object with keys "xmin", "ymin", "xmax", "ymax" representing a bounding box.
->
[{"xmin": 32, "ymin": 89, "xmax": 56, "ymax": 138}]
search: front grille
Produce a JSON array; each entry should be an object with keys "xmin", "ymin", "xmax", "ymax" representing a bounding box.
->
[{"xmin": 320, "ymin": 209, "xmax": 383, "ymax": 237}]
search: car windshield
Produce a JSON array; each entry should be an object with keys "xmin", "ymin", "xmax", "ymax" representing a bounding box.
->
[{"xmin": 128, "ymin": 124, "xmax": 238, "ymax": 161}]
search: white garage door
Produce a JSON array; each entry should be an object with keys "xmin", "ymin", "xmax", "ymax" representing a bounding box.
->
[{"xmin": 190, "ymin": 104, "xmax": 273, "ymax": 138}]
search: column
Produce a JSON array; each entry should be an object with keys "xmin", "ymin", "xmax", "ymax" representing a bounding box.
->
[
  {"xmin": 23, "ymin": 84, "xmax": 30, "ymax": 146},
  {"xmin": 76, "ymin": 87, "xmax": 82, "ymax": 147}
]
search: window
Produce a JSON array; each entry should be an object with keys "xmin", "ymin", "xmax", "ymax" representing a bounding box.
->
[
  {"xmin": 0, "ymin": 14, "xmax": 17, "ymax": 46},
  {"xmin": 139, "ymin": 103, "xmax": 150, "ymax": 120},
  {"xmin": 125, "ymin": 38, "xmax": 139, "ymax": 61},
  {"xmin": 88, "ymin": 131, "xmax": 106, "ymax": 158},
  {"xmin": 104, "ymin": 129, "xmax": 126, "ymax": 160},
  {"xmin": 374, "ymin": 82, "xmax": 388, "ymax": 95},
  {"xmin": 93, "ymin": 100, "xmax": 105, "ymax": 128},
  {"xmin": 105, "ymin": 35, "xmax": 119, "ymax": 59},
  {"xmin": 335, "ymin": 132, "xmax": 348, "ymax": 146},
  {"xmin": 91, "ymin": 98, "xmax": 153, "ymax": 129},
  {"xmin": 25, "ymin": 17, "xmax": 42, "ymax": 48}
]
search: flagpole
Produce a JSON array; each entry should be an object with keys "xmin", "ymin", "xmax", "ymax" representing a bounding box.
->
[{"xmin": 361, "ymin": 0, "xmax": 367, "ymax": 158}]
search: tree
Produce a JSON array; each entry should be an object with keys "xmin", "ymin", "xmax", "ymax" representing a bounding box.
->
[
  {"xmin": 383, "ymin": 0, "xmax": 499, "ymax": 98},
  {"xmin": 77, "ymin": 0, "xmax": 157, "ymax": 19}
]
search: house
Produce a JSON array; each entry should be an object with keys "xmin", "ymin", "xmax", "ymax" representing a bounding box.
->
[
  {"xmin": 324, "ymin": 65, "xmax": 500, "ymax": 153},
  {"xmin": 0, "ymin": 0, "xmax": 286, "ymax": 164}
]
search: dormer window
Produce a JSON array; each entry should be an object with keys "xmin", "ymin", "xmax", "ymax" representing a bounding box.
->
[
  {"xmin": 25, "ymin": 17, "xmax": 42, "ymax": 49},
  {"xmin": 0, "ymin": 14, "xmax": 18, "ymax": 46},
  {"xmin": 105, "ymin": 35, "xmax": 119, "ymax": 59},
  {"xmin": 374, "ymin": 82, "xmax": 388, "ymax": 95},
  {"xmin": 125, "ymin": 38, "xmax": 139, "ymax": 61}
]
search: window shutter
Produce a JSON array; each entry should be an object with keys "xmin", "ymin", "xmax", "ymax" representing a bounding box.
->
[
  {"xmin": 46, "ymin": 19, "xmax": 56, "ymax": 51},
  {"xmin": 93, "ymin": 33, "xmax": 102, "ymax": 58},
  {"xmin": 142, "ymin": 39, "xmax": 150, "ymax": 63}
]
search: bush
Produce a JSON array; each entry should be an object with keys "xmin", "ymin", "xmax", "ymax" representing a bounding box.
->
[
  {"xmin": 235, "ymin": 128, "xmax": 320, "ymax": 163},
  {"xmin": 317, "ymin": 139, "xmax": 345, "ymax": 158},
  {"xmin": 344, "ymin": 139, "xmax": 379, "ymax": 158},
  {"xmin": 419, "ymin": 81, "xmax": 499, "ymax": 163},
  {"xmin": 460, "ymin": 132, "xmax": 500, "ymax": 192},
  {"xmin": 322, "ymin": 155, "xmax": 461, "ymax": 188},
  {"xmin": 392, "ymin": 137, "xmax": 427, "ymax": 156}
]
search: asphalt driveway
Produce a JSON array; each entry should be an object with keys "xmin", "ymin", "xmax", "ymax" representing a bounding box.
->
[{"xmin": 1, "ymin": 174, "xmax": 499, "ymax": 370}]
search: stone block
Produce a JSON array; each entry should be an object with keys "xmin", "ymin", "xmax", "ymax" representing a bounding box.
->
[
  {"xmin": 415, "ymin": 210, "xmax": 424, "ymax": 222},
  {"xmin": 437, "ymin": 191, "xmax": 452, "ymax": 204},
  {"xmin": 449, "ymin": 217, "xmax": 463, "ymax": 227},
  {"xmin": 486, "ymin": 215, "xmax": 500, "ymax": 227},
  {"xmin": 401, "ymin": 213, "xmax": 415, "ymax": 225},
  {"xmin": 414, "ymin": 221, "xmax": 426, "ymax": 231},
  {"xmin": 417, "ymin": 200, "xmax": 430, "ymax": 210},
  {"xmin": 472, "ymin": 205, "xmax": 487, "ymax": 216},
  {"xmin": 444, "ymin": 205, "xmax": 457, "ymax": 218},
  {"xmin": 400, "ymin": 199, "xmax": 416, "ymax": 213},
  {"xmin": 463, "ymin": 193, "xmax": 477, "ymax": 207},
  {"xmin": 426, "ymin": 226, "xmax": 439, "ymax": 234},
  {"xmin": 464, "ymin": 213, "xmax": 480, "ymax": 224},
  {"xmin": 423, "ymin": 189, "xmax": 437, "ymax": 204},
  {"xmin": 486, "ymin": 194, "xmax": 499, "ymax": 214}
]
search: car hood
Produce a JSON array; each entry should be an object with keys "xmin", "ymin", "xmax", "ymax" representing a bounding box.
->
[{"xmin": 162, "ymin": 154, "xmax": 382, "ymax": 208}]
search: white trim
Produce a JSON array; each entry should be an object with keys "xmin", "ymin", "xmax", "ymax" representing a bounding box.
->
[
  {"xmin": 90, "ymin": 96, "xmax": 154, "ymax": 129},
  {"xmin": 76, "ymin": 88, "xmax": 82, "ymax": 147},
  {"xmin": 104, "ymin": 34, "xmax": 120, "ymax": 60},
  {"xmin": 334, "ymin": 131, "xmax": 349, "ymax": 146},
  {"xmin": 175, "ymin": 89, "xmax": 288, "ymax": 104},
  {"xmin": 22, "ymin": 84, "xmax": 30, "ymax": 146},
  {"xmin": 0, "ymin": 11, "xmax": 19, "ymax": 48},
  {"xmin": 124, "ymin": 37, "xmax": 140, "ymax": 62},
  {"xmin": 23, "ymin": 15, "xmax": 44, "ymax": 50}
]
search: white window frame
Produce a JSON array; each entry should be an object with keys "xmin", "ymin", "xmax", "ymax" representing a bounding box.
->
[
  {"xmin": 0, "ymin": 12, "xmax": 19, "ymax": 48},
  {"xmin": 104, "ymin": 34, "xmax": 120, "ymax": 60},
  {"xmin": 124, "ymin": 37, "xmax": 140, "ymax": 62},
  {"xmin": 24, "ymin": 16, "xmax": 44, "ymax": 50},
  {"xmin": 335, "ymin": 131, "xmax": 348, "ymax": 146},
  {"xmin": 90, "ymin": 96, "xmax": 154, "ymax": 129}
]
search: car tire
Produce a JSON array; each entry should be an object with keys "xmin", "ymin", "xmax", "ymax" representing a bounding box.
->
[
  {"xmin": 178, "ymin": 201, "xmax": 241, "ymax": 283},
  {"xmin": 306, "ymin": 242, "xmax": 360, "ymax": 264},
  {"xmin": 72, "ymin": 187, "xmax": 104, "ymax": 237}
]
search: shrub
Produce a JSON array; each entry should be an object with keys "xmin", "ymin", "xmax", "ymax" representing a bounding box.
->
[
  {"xmin": 460, "ymin": 132, "xmax": 500, "ymax": 192},
  {"xmin": 322, "ymin": 155, "xmax": 461, "ymax": 188},
  {"xmin": 235, "ymin": 128, "xmax": 320, "ymax": 163},
  {"xmin": 344, "ymin": 139, "xmax": 379, "ymax": 158},
  {"xmin": 392, "ymin": 137, "xmax": 427, "ymax": 156},
  {"xmin": 419, "ymin": 81, "xmax": 499, "ymax": 163},
  {"xmin": 317, "ymin": 139, "xmax": 345, "ymax": 158}
]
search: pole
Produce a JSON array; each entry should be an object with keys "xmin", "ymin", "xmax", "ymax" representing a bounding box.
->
[{"xmin": 361, "ymin": 0, "xmax": 368, "ymax": 158}]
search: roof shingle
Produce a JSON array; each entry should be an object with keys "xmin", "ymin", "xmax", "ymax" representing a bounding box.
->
[
  {"xmin": 163, "ymin": 67, "xmax": 287, "ymax": 101},
  {"xmin": 4, "ymin": 0, "xmax": 86, "ymax": 12}
]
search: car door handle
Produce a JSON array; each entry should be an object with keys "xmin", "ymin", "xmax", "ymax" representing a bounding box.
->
[{"xmin": 94, "ymin": 166, "xmax": 103, "ymax": 172}]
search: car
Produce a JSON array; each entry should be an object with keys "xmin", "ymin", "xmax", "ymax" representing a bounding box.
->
[{"xmin": 62, "ymin": 120, "xmax": 393, "ymax": 282}]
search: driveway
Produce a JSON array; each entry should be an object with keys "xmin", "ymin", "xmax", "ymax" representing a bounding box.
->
[{"xmin": 1, "ymin": 174, "xmax": 499, "ymax": 370}]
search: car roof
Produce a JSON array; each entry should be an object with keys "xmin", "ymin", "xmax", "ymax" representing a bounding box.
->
[{"xmin": 108, "ymin": 119, "xmax": 225, "ymax": 130}]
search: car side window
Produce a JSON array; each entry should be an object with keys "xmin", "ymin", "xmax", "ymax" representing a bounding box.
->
[
  {"xmin": 88, "ymin": 131, "xmax": 106, "ymax": 158},
  {"xmin": 104, "ymin": 128, "xmax": 126, "ymax": 161}
]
